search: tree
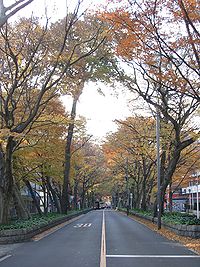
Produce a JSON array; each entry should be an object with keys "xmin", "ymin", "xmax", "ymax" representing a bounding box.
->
[
  {"xmin": 0, "ymin": 0, "xmax": 34, "ymax": 27},
  {"xmin": 0, "ymin": 1, "xmax": 108, "ymax": 223},
  {"xmin": 71, "ymin": 141, "xmax": 106, "ymax": 209},
  {"xmin": 52, "ymin": 15, "xmax": 123, "ymax": 213},
  {"xmin": 13, "ymin": 96, "xmax": 68, "ymax": 215},
  {"xmin": 104, "ymin": 0, "xmax": 200, "ymax": 101},
  {"xmin": 103, "ymin": 116, "xmax": 157, "ymax": 210},
  {"xmin": 167, "ymin": 142, "xmax": 200, "ymax": 212},
  {"xmin": 102, "ymin": 0, "xmax": 200, "ymax": 215}
]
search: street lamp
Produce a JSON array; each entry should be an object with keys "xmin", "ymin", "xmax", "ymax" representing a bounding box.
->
[
  {"xmin": 125, "ymin": 158, "xmax": 130, "ymax": 216},
  {"xmin": 196, "ymin": 173, "xmax": 199, "ymax": 219},
  {"xmin": 156, "ymin": 107, "xmax": 162, "ymax": 229},
  {"xmin": 130, "ymin": 193, "xmax": 133, "ymax": 209}
]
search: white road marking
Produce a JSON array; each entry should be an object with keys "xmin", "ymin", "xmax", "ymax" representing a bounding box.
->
[
  {"xmin": 74, "ymin": 223, "xmax": 84, "ymax": 228},
  {"xmin": 0, "ymin": 255, "xmax": 12, "ymax": 262},
  {"xmin": 73, "ymin": 223, "xmax": 92, "ymax": 228},
  {"xmin": 100, "ymin": 210, "xmax": 106, "ymax": 267},
  {"xmin": 83, "ymin": 223, "xmax": 92, "ymax": 227},
  {"xmin": 106, "ymin": 255, "xmax": 200, "ymax": 258}
]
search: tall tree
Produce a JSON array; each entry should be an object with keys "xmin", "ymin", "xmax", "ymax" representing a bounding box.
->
[
  {"xmin": 14, "ymin": 96, "xmax": 68, "ymax": 214},
  {"xmin": 103, "ymin": 116, "xmax": 157, "ymax": 210},
  {"xmin": 53, "ymin": 15, "xmax": 122, "ymax": 213},
  {"xmin": 0, "ymin": 1, "xmax": 108, "ymax": 223},
  {"xmin": 102, "ymin": 0, "xmax": 200, "ymax": 214},
  {"xmin": 104, "ymin": 0, "xmax": 200, "ymax": 100}
]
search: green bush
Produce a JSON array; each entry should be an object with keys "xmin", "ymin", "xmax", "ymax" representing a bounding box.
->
[
  {"xmin": 119, "ymin": 208, "xmax": 200, "ymax": 225},
  {"xmin": 131, "ymin": 208, "xmax": 153, "ymax": 217},
  {"xmin": 0, "ymin": 210, "xmax": 86, "ymax": 231},
  {"xmin": 162, "ymin": 212, "xmax": 200, "ymax": 225}
]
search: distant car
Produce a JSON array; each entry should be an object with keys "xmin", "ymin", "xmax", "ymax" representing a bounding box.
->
[
  {"xmin": 99, "ymin": 202, "xmax": 106, "ymax": 209},
  {"xmin": 94, "ymin": 201, "xmax": 105, "ymax": 209}
]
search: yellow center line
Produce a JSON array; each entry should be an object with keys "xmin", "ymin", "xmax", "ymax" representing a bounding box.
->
[{"xmin": 100, "ymin": 210, "xmax": 106, "ymax": 267}]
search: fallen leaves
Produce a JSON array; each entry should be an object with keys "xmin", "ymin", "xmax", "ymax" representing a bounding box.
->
[{"xmin": 126, "ymin": 212, "xmax": 200, "ymax": 255}]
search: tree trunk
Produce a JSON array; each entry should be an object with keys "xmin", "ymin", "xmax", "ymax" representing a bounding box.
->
[
  {"xmin": 81, "ymin": 182, "xmax": 86, "ymax": 209},
  {"xmin": 0, "ymin": 137, "xmax": 30, "ymax": 223},
  {"xmin": 12, "ymin": 184, "xmax": 31, "ymax": 219},
  {"xmin": 153, "ymin": 198, "xmax": 157, "ymax": 218},
  {"xmin": 0, "ymin": 144, "xmax": 7, "ymax": 223},
  {"xmin": 46, "ymin": 177, "xmax": 61, "ymax": 213},
  {"xmin": 61, "ymin": 96, "xmax": 79, "ymax": 213},
  {"xmin": 0, "ymin": 188, "xmax": 11, "ymax": 224},
  {"xmin": 73, "ymin": 179, "xmax": 79, "ymax": 210},
  {"xmin": 169, "ymin": 182, "xmax": 173, "ymax": 212},
  {"xmin": 23, "ymin": 179, "xmax": 42, "ymax": 215}
]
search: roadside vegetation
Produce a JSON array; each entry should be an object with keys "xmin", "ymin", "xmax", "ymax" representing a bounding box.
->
[
  {"xmin": 120, "ymin": 208, "xmax": 200, "ymax": 226},
  {"xmin": 0, "ymin": 209, "xmax": 89, "ymax": 231},
  {"xmin": 162, "ymin": 212, "xmax": 200, "ymax": 226}
]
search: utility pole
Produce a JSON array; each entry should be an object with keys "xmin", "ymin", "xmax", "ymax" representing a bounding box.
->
[
  {"xmin": 130, "ymin": 193, "xmax": 133, "ymax": 209},
  {"xmin": 125, "ymin": 158, "xmax": 130, "ymax": 216},
  {"xmin": 196, "ymin": 173, "xmax": 199, "ymax": 219},
  {"xmin": 156, "ymin": 108, "xmax": 162, "ymax": 229}
]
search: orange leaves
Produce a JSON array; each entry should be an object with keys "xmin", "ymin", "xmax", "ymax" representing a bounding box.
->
[
  {"xmin": 100, "ymin": 10, "xmax": 142, "ymax": 59},
  {"xmin": 101, "ymin": 0, "xmax": 200, "ymax": 80},
  {"xmin": 177, "ymin": 0, "xmax": 200, "ymax": 21}
]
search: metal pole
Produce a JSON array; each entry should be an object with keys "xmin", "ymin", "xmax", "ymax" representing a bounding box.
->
[
  {"xmin": 130, "ymin": 193, "xmax": 133, "ymax": 209},
  {"xmin": 191, "ymin": 181, "xmax": 194, "ymax": 212},
  {"xmin": 196, "ymin": 174, "xmax": 199, "ymax": 219},
  {"xmin": 156, "ymin": 108, "xmax": 162, "ymax": 229},
  {"xmin": 189, "ymin": 190, "xmax": 191, "ymax": 211},
  {"xmin": 125, "ymin": 158, "xmax": 130, "ymax": 216}
]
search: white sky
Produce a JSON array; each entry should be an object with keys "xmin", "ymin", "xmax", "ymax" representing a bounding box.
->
[
  {"xmin": 63, "ymin": 83, "xmax": 132, "ymax": 141},
  {"xmin": 6, "ymin": 0, "xmax": 105, "ymax": 21},
  {"xmin": 5, "ymin": 0, "xmax": 132, "ymax": 140}
]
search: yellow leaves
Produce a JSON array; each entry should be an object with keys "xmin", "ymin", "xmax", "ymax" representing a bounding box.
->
[
  {"xmin": 17, "ymin": 53, "xmax": 23, "ymax": 66},
  {"xmin": 185, "ymin": 242, "xmax": 200, "ymax": 254},
  {"xmin": 0, "ymin": 128, "xmax": 11, "ymax": 137},
  {"xmin": 0, "ymin": 128, "xmax": 22, "ymax": 139}
]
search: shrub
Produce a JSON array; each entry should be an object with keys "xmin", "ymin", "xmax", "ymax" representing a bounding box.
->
[
  {"xmin": 162, "ymin": 212, "xmax": 200, "ymax": 225},
  {"xmin": 0, "ymin": 210, "xmax": 85, "ymax": 231}
]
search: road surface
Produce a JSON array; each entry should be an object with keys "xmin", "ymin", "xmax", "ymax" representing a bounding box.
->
[{"xmin": 0, "ymin": 210, "xmax": 199, "ymax": 267}]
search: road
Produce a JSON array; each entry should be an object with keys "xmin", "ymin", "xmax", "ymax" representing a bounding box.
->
[{"xmin": 0, "ymin": 210, "xmax": 199, "ymax": 267}]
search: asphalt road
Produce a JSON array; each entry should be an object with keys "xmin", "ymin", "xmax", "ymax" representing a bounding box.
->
[{"xmin": 0, "ymin": 210, "xmax": 199, "ymax": 267}]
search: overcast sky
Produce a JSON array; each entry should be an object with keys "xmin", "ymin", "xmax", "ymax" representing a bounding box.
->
[{"xmin": 63, "ymin": 83, "xmax": 132, "ymax": 141}]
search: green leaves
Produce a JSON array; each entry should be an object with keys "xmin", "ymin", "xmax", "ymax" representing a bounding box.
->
[
  {"xmin": 162, "ymin": 212, "xmax": 200, "ymax": 225},
  {"xmin": 0, "ymin": 213, "xmax": 67, "ymax": 230}
]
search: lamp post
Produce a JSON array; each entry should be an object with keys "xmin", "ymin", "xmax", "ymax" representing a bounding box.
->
[
  {"xmin": 156, "ymin": 108, "xmax": 162, "ymax": 229},
  {"xmin": 130, "ymin": 193, "xmax": 133, "ymax": 210},
  {"xmin": 125, "ymin": 158, "xmax": 130, "ymax": 216},
  {"xmin": 191, "ymin": 181, "xmax": 194, "ymax": 212},
  {"xmin": 196, "ymin": 173, "xmax": 199, "ymax": 219}
]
